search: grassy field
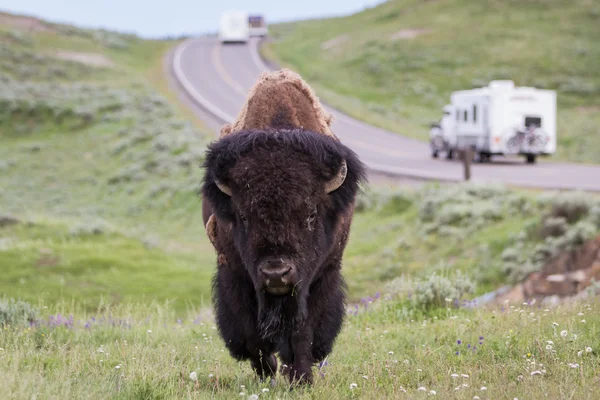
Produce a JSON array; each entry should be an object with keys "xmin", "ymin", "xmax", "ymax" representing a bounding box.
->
[
  {"xmin": 2, "ymin": 10, "xmax": 600, "ymax": 399},
  {"xmin": 2, "ymin": 297, "xmax": 600, "ymax": 399},
  {"xmin": 262, "ymin": 0, "xmax": 600, "ymax": 164}
]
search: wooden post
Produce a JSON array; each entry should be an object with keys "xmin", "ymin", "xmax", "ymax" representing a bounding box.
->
[{"xmin": 461, "ymin": 147, "xmax": 472, "ymax": 181}]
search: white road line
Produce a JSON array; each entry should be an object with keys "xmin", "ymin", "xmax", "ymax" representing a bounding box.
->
[
  {"xmin": 212, "ymin": 43, "xmax": 248, "ymax": 96},
  {"xmin": 172, "ymin": 38, "xmax": 235, "ymax": 123}
]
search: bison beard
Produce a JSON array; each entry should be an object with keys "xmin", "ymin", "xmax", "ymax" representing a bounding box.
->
[{"xmin": 201, "ymin": 128, "xmax": 366, "ymax": 385}]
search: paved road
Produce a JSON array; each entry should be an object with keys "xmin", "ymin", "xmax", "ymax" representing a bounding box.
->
[{"xmin": 170, "ymin": 36, "xmax": 600, "ymax": 192}]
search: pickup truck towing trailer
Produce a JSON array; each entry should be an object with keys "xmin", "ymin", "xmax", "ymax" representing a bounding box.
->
[{"xmin": 430, "ymin": 80, "xmax": 557, "ymax": 164}]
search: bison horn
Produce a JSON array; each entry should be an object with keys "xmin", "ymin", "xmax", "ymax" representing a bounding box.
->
[
  {"xmin": 215, "ymin": 179, "xmax": 232, "ymax": 196},
  {"xmin": 325, "ymin": 160, "xmax": 347, "ymax": 193}
]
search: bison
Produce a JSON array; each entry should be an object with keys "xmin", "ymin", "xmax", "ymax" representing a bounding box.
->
[{"xmin": 200, "ymin": 69, "xmax": 366, "ymax": 385}]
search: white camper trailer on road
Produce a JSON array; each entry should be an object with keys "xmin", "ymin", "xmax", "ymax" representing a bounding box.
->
[
  {"xmin": 219, "ymin": 11, "xmax": 250, "ymax": 44},
  {"xmin": 430, "ymin": 80, "xmax": 557, "ymax": 164}
]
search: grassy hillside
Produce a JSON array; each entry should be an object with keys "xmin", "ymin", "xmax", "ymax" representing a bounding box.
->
[
  {"xmin": 0, "ymin": 12, "xmax": 217, "ymax": 312},
  {"xmin": 262, "ymin": 0, "xmax": 600, "ymax": 164},
  {"xmin": 1, "ymin": 10, "xmax": 600, "ymax": 313},
  {"xmin": 2, "ymin": 10, "xmax": 600, "ymax": 399}
]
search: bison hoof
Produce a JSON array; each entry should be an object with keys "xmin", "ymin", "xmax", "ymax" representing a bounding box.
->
[
  {"xmin": 287, "ymin": 367, "xmax": 313, "ymax": 386},
  {"xmin": 252, "ymin": 353, "xmax": 278, "ymax": 380}
]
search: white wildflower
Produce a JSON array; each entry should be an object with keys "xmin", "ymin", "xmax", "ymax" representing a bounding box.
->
[
  {"xmin": 451, "ymin": 373, "xmax": 459, "ymax": 378},
  {"xmin": 417, "ymin": 386, "xmax": 427, "ymax": 391},
  {"xmin": 481, "ymin": 386, "xmax": 487, "ymax": 391},
  {"xmin": 261, "ymin": 388, "xmax": 269, "ymax": 393},
  {"xmin": 586, "ymin": 346, "xmax": 593, "ymax": 353},
  {"xmin": 388, "ymin": 351, "xmax": 394, "ymax": 355},
  {"xmin": 578, "ymin": 350, "xmax": 583, "ymax": 357},
  {"xmin": 208, "ymin": 374, "xmax": 214, "ymax": 378},
  {"xmin": 189, "ymin": 371, "xmax": 197, "ymax": 381},
  {"xmin": 362, "ymin": 375, "xmax": 369, "ymax": 380},
  {"xmin": 531, "ymin": 370, "xmax": 542, "ymax": 376},
  {"xmin": 581, "ymin": 319, "xmax": 586, "ymax": 323},
  {"xmin": 247, "ymin": 395, "xmax": 259, "ymax": 400},
  {"xmin": 350, "ymin": 383, "xmax": 358, "ymax": 389},
  {"xmin": 560, "ymin": 330, "xmax": 568, "ymax": 337},
  {"xmin": 461, "ymin": 374, "xmax": 469, "ymax": 378},
  {"xmin": 429, "ymin": 390, "xmax": 437, "ymax": 395},
  {"xmin": 569, "ymin": 363, "xmax": 579, "ymax": 368},
  {"xmin": 473, "ymin": 397, "xmax": 481, "ymax": 400},
  {"xmin": 115, "ymin": 365, "xmax": 121, "ymax": 369},
  {"xmin": 147, "ymin": 330, "xmax": 152, "ymax": 333},
  {"xmin": 578, "ymin": 312, "xmax": 584, "ymax": 316}
]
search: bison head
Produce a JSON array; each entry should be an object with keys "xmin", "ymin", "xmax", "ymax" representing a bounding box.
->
[{"xmin": 201, "ymin": 129, "xmax": 366, "ymax": 298}]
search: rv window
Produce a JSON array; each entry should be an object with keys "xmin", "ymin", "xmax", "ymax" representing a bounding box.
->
[
  {"xmin": 525, "ymin": 116, "xmax": 542, "ymax": 128},
  {"xmin": 464, "ymin": 110, "xmax": 468, "ymax": 122},
  {"xmin": 456, "ymin": 110, "xmax": 460, "ymax": 121},
  {"xmin": 473, "ymin": 104, "xmax": 477, "ymax": 122}
]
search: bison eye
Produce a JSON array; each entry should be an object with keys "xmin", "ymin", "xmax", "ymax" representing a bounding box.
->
[{"xmin": 307, "ymin": 209, "xmax": 317, "ymax": 226}]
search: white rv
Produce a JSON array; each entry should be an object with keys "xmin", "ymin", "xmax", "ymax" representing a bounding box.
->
[
  {"xmin": 219, "ymin": 11, "xmax": 250, "ymax": 44},
  {"xmin": 430, "ymin": 80, "xmax": 557, "ymax": 164}
]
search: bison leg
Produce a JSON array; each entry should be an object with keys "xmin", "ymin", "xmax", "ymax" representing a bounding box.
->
[
  {"xmin": 281, "ymin": 265, "xmax": 346, "ymax": 386},
  {"xmin": 279, "ymin": 325, "xmax": 314, "ymax": 386},
  {"xmin": 212, "ymin": 266, "xmax": 278, "ymax": 381},
  {"xmin": 309, "ymin": 274, "xmax": 346, "ymax": 363}
]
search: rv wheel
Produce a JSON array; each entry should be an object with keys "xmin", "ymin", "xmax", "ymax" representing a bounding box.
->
[
  {"xmin": 446, "ymin": 149, "xmax": 454, "ymax": 160},
  {"xmin": 479, "ymin": 153, "xmax": 491, "ymax": 163},
  {"xmin": 526, "ymin": 154, "xmax": 537, "ymax": 164},
  {"xmin": 431, "ymin": 148, "xmax": 439, "ymax": 158}
]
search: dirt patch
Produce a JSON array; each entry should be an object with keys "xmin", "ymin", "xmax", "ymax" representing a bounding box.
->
[
  {"xmin": 575, "ymin": 106, "xmax": 600, "ymax": 114},
  {"xmin": 492, "ymin": 236, "xmax": 600, "ymax": 305},
  {"xmin": 390, "ymin": 28, "xmax": 430, "ymax": 40},
  {"xmin": 321, "ymin": 34, "xmax": 349, "ymax": 50},
  {"xmin": 53, "ymin": 51, "xmax": 114, "ymax": 68},
  {"xmin": 0, "ymin": 12, "xmax": 53, "ymax": 33}
]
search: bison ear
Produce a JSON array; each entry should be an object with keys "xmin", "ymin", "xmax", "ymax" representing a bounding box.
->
[
  {"xmin": 206, "ymin": 214, "xmax": 218, "ymax": 248},
  {"xmin": 324, "ymin": 159, "xmax": 347, "ymax": 193}
]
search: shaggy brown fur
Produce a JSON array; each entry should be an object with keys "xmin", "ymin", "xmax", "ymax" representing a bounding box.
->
[
  {"xmin": 219, "ymin": 69, "xmax": 337, "ymax": 140},
  {"xmin": 201, "ymin": 129, "xmax": 366, "ymax": 386}
]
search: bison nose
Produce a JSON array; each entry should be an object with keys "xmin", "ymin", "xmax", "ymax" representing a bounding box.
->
[{"xmin": 260, "ymin": 261, "xmax": 292, "ymax": 284}]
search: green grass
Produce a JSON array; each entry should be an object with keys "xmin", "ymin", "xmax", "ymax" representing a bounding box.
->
[
  {"xmin": 2, "ymin": 299, "xmax": 600, "ymax": 399},
  {"xmin": 0, "ymin": 221, "xmax": 213, "ymax": 313},
  {"xmin": 262, "ymin": 0, "xmax": 600, "ymax": 164}
]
